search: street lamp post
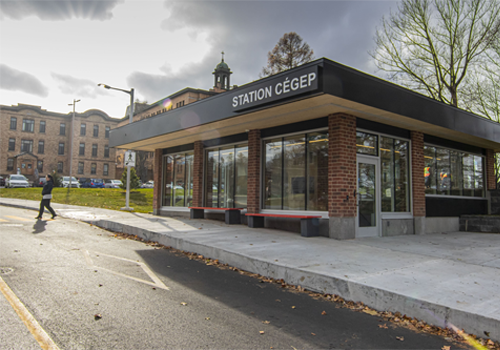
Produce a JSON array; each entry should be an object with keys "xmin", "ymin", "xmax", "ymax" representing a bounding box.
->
[
  {"xmin": 68, "ymin": 99, "xmax": 80, "ymax": 191},
  {"xmin": 98, "ymin": 83, "xmax": 135, "ymax": 211}
]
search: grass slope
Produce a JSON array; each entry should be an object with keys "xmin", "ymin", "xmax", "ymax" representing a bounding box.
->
[{"xmin": 0, "ymin": 188, "xmax": 154, "ymax": 213}]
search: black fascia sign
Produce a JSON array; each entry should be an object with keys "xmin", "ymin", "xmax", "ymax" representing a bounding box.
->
[{"xmin": 231, "ymin": 66, "xmax": 319, "ymax": 112}]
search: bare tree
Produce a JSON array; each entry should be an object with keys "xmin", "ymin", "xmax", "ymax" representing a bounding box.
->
[
  {"xmin": 261, "ymin": 32, "xmax": 314, "ymax": 77},
  {"xmin": 371, "ymin": 0, "xmax": 500, "ymax": 108}
]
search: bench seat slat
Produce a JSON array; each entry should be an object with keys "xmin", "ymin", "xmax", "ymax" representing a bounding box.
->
[{"xmin": 245, "ymin": 213, "xmax": 321, "ymax": 219}]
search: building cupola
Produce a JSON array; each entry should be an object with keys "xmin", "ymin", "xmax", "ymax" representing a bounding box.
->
[{"xmin": 213, "ymin": 51, "xmax": 232, "ymax": 90}]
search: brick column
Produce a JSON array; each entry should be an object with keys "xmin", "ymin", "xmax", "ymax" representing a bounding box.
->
[
  {"xmin": 192, "ymin": 141, "xmax": 204, "ymax": 207},
  {"xmin": 247, "ymin": 130, "xmax": 261, "ymax": 214},
  {"xmin": 152, "ymin": 148, "xmax": 162, "ymax": 215},
  {"xmin": 328, "ymin": 114, "xmax": 357, "ymax": 240},
  {"xmin": 411, "ymin": 131, "xmax": 426, "ymax": 234},
  {"xmin": 486, "ymin": 149, "xmax": 497, "ymax": 190}
]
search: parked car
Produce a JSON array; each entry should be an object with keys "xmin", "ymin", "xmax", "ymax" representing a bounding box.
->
[
  {"xmin": 62, "ymin": 176, "xmax": 80, "ymax": 188},
  {"xmin": 82, "ymin": 178, "xmax": 105, "ymax": 188},
  {"xmin": 104, "ymin": 179, "xmax": 123, "ymax": 188},
  {"xmin": 0, "ymin": 176, "xmax": 5, "ymax": 187},
  {"xmin": 6, "ymin": 174, "xmax": 30, "ymax": 188},
  {"xmin": 36, "ymin": 177, "xmax": 47, "ymax": 187},
  {"xmin": 142, "ymin": 180, "xmax": 154, "ymax": 188}
]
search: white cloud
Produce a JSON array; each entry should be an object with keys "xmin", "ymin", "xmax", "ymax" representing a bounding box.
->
[{"xmin": 0, "ymin": 64, "xmax": 49, "ymax": 97}]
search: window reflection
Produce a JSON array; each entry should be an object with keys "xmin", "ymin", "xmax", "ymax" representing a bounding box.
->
[
  {"xmin": 162, "ymin": 152, "xmax": 193, "ymax": 207},
  {"xmin": 205, "ymin": 144, "xmax": 248, "ymax": 208},
  {"xmin": 381, "ymin": 137, "xmax": 409, "ymax": 212},
  {"xmin": 356, "ymin": 132, "xmax": 378, "ymax": 156},
  {"xmin": 263, "ymin": 132, "xmax": 329, "ymax": 211}
]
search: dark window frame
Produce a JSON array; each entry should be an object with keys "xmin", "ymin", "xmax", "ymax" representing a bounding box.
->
[
  {"xmin": 80, "ymin": 123, "xmax": 86, "ymax": 136},
  {"xmin": 10, "ymin": 117, "xmax": 17, "ymax": 130},
  {"xmin": 22, "ymin": 119, "xmax": 35, "ymax": 133},
  {"xmin": 39, "ymin": 121, "xmax": 46, "ymax": 133},
  {"xmin": 38, "ymin": 140, "xmax": 45, "ymax": 154},
  {"xmin": 21, "ymin": 139, "xmax": 33, "ymax": 153},
  {"xmin": 8, "ymin": 138, "xmax": 16, "ymax": 151},
  {"xmin": 92, "ymin": 144, "xmax": 98, "ymax": 157},
  {"xmin": 58, "ymin": 142, "xmax": 65, "ymax": 155},
  {"xmin": 93, "ymin": 125, "xmax": 99, "ymax": 137},
  {"xmin": 60, "ymin": 123, "xmax": 66, "ymax": 136},
  {"xmin": 79, "ymin": 143, "xmax": 85, "ymax": 156}
]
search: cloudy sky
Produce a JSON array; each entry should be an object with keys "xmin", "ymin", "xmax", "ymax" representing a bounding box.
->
[{"xmin": 0, "ymin": 0, "xmax": 399, "ymax": 118}]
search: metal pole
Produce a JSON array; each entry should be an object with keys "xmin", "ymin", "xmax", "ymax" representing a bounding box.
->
[
  {"xmin": 68, "ymin": 99, "xmax": 80, "ymax": 191},
  {"xmin": 124, "ymin": 89, "xmax": 134, "ymax": 210}
]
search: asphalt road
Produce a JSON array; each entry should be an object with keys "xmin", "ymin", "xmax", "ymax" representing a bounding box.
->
[{"xmin": 0, "ymin": 206, "xmax": 469, "ymax": 349}]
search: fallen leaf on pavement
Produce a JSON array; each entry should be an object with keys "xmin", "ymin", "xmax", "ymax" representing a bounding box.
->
[
  {"xmin": 180, "ymin": 302, "xmax": 187, "ymax": 306},
  {"xmin": 321, "ymin": 311, "xmax": 327, "ymax": 315},
  {"xmin": 396, "ymin": 336, "xmax": 404, "ymax": 341},
  {"xmin": 263, "ymin": 320, "xmax": 270, "ymax": 324},
  {"xmin": 291, "ymin": 306, "xmax": 296, "ymax": 309},
  {"xmin": 441, "ymin": 346, "xmax": 450, "ymax": 350},
  {"xmin": 94, "ymin": 314, "xmax": 102, "ymax": 320},
  {"xmin": 259, "ymin": 331, "xmax": 265, "ymax": 334},
  {"xmin": 362, "ymin": 308, "xmax": 379, "ymax": 316},
  {"xmin": 311, "ymin": 333, "xmax": 316, "ymax": 336},
  {"xmin": 379, "ymin": 324, "xmax": 388, "ymax": 329},
  {"xmin": 205, "ymin": 317, "xmax": 210, "ymax": 320}
]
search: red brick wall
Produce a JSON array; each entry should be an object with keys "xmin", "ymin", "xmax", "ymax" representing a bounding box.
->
[
  {"xmin": 193, "ymin": 141, "xmax": 204, "ymax": 206},
  {"xmin": 153, "ymin": 149, "xmax": 162, "ymax": 211},
  {"xmin": 328, "ymin": 114, "xmax": 357, "ymax": 217},
  {"xmin": 486, "ymin": 149, "xmax": 497, "ymax": 190},
  {"xmin": 411, "ymin": 131, "xmax": 425, "ymax": 217},
  {"xmin": 247, "ymin": 130, "xmax": 261, "ymax": 213}
]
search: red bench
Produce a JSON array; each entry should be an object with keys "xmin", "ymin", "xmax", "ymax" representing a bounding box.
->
[
  {"xmin": 189, "ymin": 207, "xmax": 244, "ymax": 225},
  {"xmin": 245, "ymin": 213, "xmax": 322, "ymax": 237}
]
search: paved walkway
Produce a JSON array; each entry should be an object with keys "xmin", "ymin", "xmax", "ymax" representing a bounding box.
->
[{"xmin": 1, "ymin": 197, "xmax": 500, "ymax": 342}]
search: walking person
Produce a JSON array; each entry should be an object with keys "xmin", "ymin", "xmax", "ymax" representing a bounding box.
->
[{"xmin": 36, "ymin": 174, "xmax": 57, "ymax": 220}]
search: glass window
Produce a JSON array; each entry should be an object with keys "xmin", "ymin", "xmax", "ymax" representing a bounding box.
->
[
  {"xmin": 380, "ymin": 137, "xmax": 409, "ymax": 212},
  {"xmin": 105, "ymin": 126, "xmax": 110, "ymax": 138},
  {"xmin": 39, "ymin": 121, "xmax": 46, "ymax": 133},
  {"xmin": 104, "ymin": 145, "xmax": 110, "ymax": 158},
  {"xmin": 57, "ymin": 162, "xmax": 63, "ymax": 173},
  {"xmin": 80, "ymin": 123, "xmax": 86, "ymax": 136},
  {"xmin": 8, "ymin": 138, "xmax": 15, "ymax": 151},
  {"xmin": 10, "ymin": 117, "xmax": 17, "ymax": 130},
  {"xmin": 78, "ymin": 162, "xmax": 84, "ymax": 174},
  {"xmin": 356, "ymin": 132, "xmax": 378, "ymax": 156},
  {"xmin": 38, "ymin": 140, "xmax": 44, "ymax": 154},
  {"xmin": 103, "ymin": 164, "xmax": 109, "ymax": 176},
  {"xmin": 283, "ymin": 135, "xmax": 306, "ymax": 210},
  {"xmin": 307, "ymin": 133, "xmax": 328, "ymax": 211},
  {"xmin": 425, "ymin": 145, "xmax": 485, "ymax": 198},
  {"xmin": 263, "ymin": 132, "xmax": 329, "ymax": 211},
  {"xmin": 21, "ymin": 139, "xmax": 33, "ymax": 152},
  {"xmin": 92, "ymin": 144, "xmax": 98, "ymax": 157},
  {"xmin": 235, "ymin": 145, "xmax": 248, "ymax": 208},
  {"xmin": 91, "ymin": 163, "xmax": 96, "ymax": 174},
  {"xmin": 204, "ymin": 144, "xmax": 248, "ymax": 208},
  {"xmin": 60, "ymin": 123, "xmax": 66, "ymax": 136},
  {"xmin": 59, "ymin": 143, "xmax": 65, "ymax": 155},
  {"xmin": 79, "ymin": 143, "xmax": 85, "ymax": 156},
  {"xmin": 162, "ymin": 152, "xmax": 194, "ymax": 207},
  {"xmin": 424, "ymin": 146, "xmax": 436, "ymax": 194},
  {"xmin": 93, "ymin": 125, "xmax": 99, "ymax": 137},
  {"xmin": 263, "ymin": 138, "xmax": 283, "ymax": 209},
  {"xmin": 22, "ymin": 119, "xmax": 34, "ymax": 132},
  {"xmin": 7, "ymin": 158, "xmax": 14, "ymax": 171},
  {"xmin": 37, "ymin": 160, "xmax": 43, "ymax": 172}
]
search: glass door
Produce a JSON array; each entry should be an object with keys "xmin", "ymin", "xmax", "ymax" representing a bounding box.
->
[{"xmin": 357, "ymin": 156, "xmax": 379, "ymax": 237}]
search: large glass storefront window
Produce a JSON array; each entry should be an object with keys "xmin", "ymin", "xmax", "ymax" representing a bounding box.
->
[
  {"xmin": 205, "ymin": 144, "xmax": 248, "ymax": 208},
  {"xmin": 380, "ymin": 137, "xmax": 409, "ymax": 212},
  {"xmin": 162, "ymin": 152, "xmax": 194, "ymax": 207},
  {"xmin": 424, "ymin": 145, "xmax": 484, "ymax": 197},
  {"xmin": 263, "ymin": 132, "xmax": 328, "ymax": 211}
]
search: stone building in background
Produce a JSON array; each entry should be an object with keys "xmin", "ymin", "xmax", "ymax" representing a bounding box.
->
[{"xmin": 0, "ymin": 104, "xmax": 120, "ymax": 184}]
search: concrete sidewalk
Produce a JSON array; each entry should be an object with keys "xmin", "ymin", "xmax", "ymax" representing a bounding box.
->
[{"xmin": 2, "ymin": 197, "xmax": 500, "ymax": 342}]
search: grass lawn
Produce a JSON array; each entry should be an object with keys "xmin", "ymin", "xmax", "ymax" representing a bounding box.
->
[{"xmin": 0, "ymin": 187, "xmax": 154, "ymax": 213}]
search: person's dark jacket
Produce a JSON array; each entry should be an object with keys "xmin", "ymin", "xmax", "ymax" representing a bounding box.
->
[{"xmin": 41, "ymin": 179, "xmax": 54, "ymax": 196}]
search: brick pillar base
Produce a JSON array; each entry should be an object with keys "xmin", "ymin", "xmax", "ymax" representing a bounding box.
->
[
  {"xmin": 193, "ymin": 141, "xmax": 204, "ymax": 207},
  {"xmin": 153, "ymin": 149, "xmax": 162, "ymax": 215},
  {"xmin": 247, "ymin": 130, "xmax": 261, "ymax": 213},
  {"xmin": 411, "ymin": 131, "xmax": 426, "ymax": 234},
  {"xmin": 328, "ymin": 114, "xmax": 357, "ymax": 240}
]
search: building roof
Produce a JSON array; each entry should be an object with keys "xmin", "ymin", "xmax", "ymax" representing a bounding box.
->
[
  {"xmin": 0, "ymin": 103, "xmax": 120, "ymax": 122},
  {"xmin": 110, "ymin": 58, "xmax": 500, "ymax": 152}
]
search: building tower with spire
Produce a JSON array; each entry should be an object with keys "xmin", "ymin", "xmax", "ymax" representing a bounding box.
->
[{"xmin": 213, "ymin": 52, "xmax": 232, "ymax": 91}]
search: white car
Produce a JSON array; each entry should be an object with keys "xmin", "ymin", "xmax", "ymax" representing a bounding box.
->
[
  {"xmin": 62, "ymin": 176, "xmax": 80, "ymax": 188},
  {"xmin": 105, "ymin": 179, "xmax": 123, "ymax": 188},
  {"xmin": 142, "ymin": 180, "xmax": 154, "ymax": 188},
  {"xmin": 6, "ymin": 174, "xmax": 30, "ymax": 188}
]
